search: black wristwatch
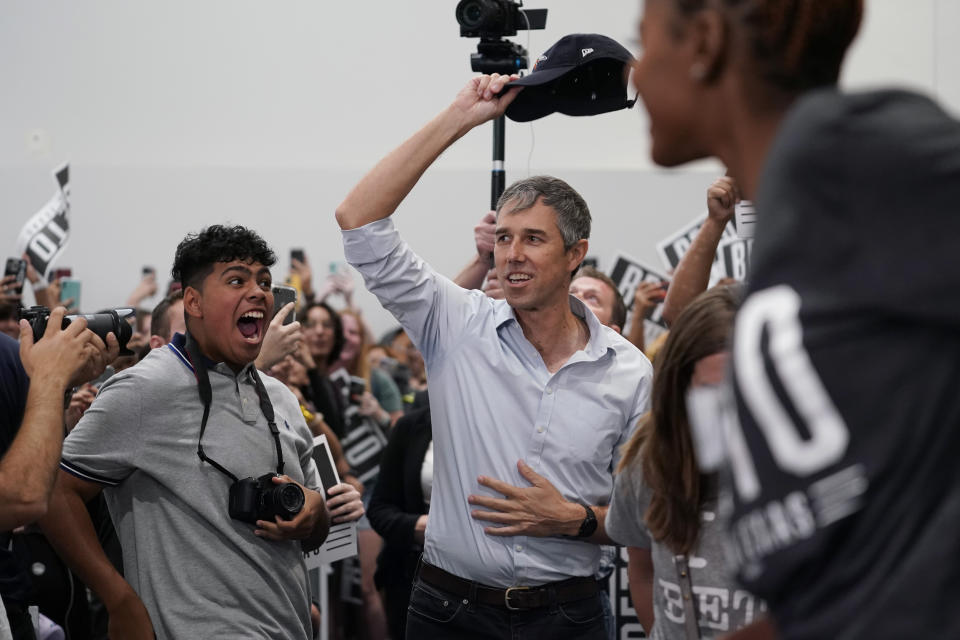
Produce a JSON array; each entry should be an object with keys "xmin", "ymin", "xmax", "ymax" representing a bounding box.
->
[{"xmin": 575, "ymin": 504, "xmax": 598, "ymax": 538}]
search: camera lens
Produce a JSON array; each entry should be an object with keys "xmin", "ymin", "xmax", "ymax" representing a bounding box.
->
[
  {"xmin": 463, "ymin": 3, "xmax": 482, "ymax": 25},
  {"xmin": 456, "ymin": 0, "xmax": 502, "ymax": 32},
  {"xmin": 277, "ymin": 483, "xmax": 305, "ymax": 514}
]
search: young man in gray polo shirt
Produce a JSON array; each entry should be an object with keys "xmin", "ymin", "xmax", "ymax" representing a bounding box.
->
[{"xmin": 39, "ymin": 226, "xmax": 336, "ymax": 639}]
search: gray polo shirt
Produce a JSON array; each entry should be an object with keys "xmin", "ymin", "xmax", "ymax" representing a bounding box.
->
[{"xmin": 62, "ymin": 334, "xmax": 321, "ymax": 640}]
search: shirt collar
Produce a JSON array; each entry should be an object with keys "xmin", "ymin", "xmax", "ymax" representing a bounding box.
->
[
  {"xmin": 494, "ymin": 296, "xmax": 616, "ymax": 362},
  {"xmin": 169, "ymin": 332, "xmax": 256, "ymax": 378}
]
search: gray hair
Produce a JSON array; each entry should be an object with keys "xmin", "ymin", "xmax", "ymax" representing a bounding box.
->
[{"xmin": 496, "ymin": 176, "xmax": 591, "ymax": 249}]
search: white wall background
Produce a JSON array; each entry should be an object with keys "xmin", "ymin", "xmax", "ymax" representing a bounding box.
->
[{"xmin": 2, "ymin": 0, "xmax": 958, "ymax": 335}]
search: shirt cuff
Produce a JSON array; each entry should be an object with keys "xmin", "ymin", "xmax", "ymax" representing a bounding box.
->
[{"xmin": 341, "ymin": 218, "xmax": 403, "ymax": 266}]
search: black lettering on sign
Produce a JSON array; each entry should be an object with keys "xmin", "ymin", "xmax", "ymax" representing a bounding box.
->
[
  {"xmin": 16, "ymin": 165, "xmax": 72, "ymax": 279},
  {"xmin": 608, "ymin": 253, "xmax": 670, "ymax": 331}
]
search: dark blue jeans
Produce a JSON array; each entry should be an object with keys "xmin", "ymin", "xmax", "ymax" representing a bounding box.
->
[{"xmin": 404, "ymin": 576, "xmax": 608, "ymax": 640}]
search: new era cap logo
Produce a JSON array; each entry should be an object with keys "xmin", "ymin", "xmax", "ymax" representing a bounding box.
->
[
  {"xmin": 581, "ymin": 48, "xmax": 594, "ymax": 57},
  {"xmin": 538, "ymin": 54, "xmax": 548, "ymax": 61}
]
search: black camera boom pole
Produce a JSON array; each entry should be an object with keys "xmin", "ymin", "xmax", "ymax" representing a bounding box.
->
[{"xmin": 491, "ymin": 115, "xmax": 506, "ymax": 210}]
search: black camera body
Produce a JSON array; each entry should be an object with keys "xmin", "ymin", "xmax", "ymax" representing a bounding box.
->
[
  {"xmin": 456, "ymin": 0, "xmax": 546, "ymax": 39},
  {"xmin": 19, "ymin": 305, "xmax": 136, "ymax": 356},
  {"xmin": 228, "ymin": 473, "xmax": 305, "ymax": 525}
]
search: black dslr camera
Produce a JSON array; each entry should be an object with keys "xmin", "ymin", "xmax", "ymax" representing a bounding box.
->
[
  {"xmin": 19, "ymin": 305, "xmax": 136, "ymax": 356},
  {"xmin": 228, "ymin": 473, "xmax": 305, "ymax": 524},
  {"xmin": 455, "ymin": 0, "xmax": 546, "ymax": 39}
]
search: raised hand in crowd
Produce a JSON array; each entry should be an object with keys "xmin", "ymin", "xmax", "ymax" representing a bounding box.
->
[
  {"xmin": 21, "ymin": 253, "xmax": 55, "ymax": 307},
  {"xmin": 1, "ymin": 308, "xmax": 118, "ymax": 530},
  {"xmin": 356, "ymin": 389, "xmax": 393, "ymax": 428},
  {"xmin": 45, "ymin": 278, "xmax": 78, "ymax": 314},
  {"xmin": 626, "ymin": 280, "xmax": 668, "ymax": 352},
  {"xmin": 453, "ymin": 211, "xmax": 497, "ymax": 290},
  {"xmin": 290, "ymin": 256, "xmax": 315, "ymax": 302},
  {"xmin": 662, "ymin": 174, "xmax": 739, "ymax": 326},
  {"xmin": 65, "ymin": 382, "xmax": 98, "ymax": 432},
  {"xmin": 482, "ymin": 267, "xmax": 504, "ymax": 300},
  {"xmin": 314, "ymin": 269, "xmax": 355, "ymax": 309},
  {"xmin": 255, "ymin": 302, "xmax": 303, "ymax": 370},
  {"xmin": 0, "ymin": 274, "xmax": 22, "ymax": 308},
  {"xmin": 125, "ymin": 270, "xmax": 158, "ymax": 308}
]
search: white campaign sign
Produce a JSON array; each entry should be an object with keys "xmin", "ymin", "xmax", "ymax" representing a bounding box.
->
[
  {"xmin": 607, "ymin": 252, "xmax": 670, "ymax": 347},
  {"xmin": 303, "ymin": 435, "xmax": 358, "ymax": 568},
  {"xmin": 655, "ymin": 211, "xmax": 737, "ymax": 287},
  {"xmin": 15, "ymin": 164, "xmax": 71, "ymax": 280}
]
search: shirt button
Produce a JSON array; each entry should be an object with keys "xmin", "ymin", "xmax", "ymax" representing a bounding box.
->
[
  {"xmin": 536, "ymin": 426, "xmax": 545, "ymax": 434},
  {"xmin": 545, "ymin": 387, "xmax": 553, "ymax": 395},
  {"xmin": 515, "ymin": 545, "xmax": 523, "ymax": 552}
]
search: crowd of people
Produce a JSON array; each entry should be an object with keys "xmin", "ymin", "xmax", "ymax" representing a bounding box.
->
[{"xmin": 3, "ymin": 0, "xmax": 960, "ymax": 638}]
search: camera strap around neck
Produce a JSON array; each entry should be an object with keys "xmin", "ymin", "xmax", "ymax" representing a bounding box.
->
[{"xmin": 184, "ymin": 332, "xmax": 285, "ymax": 483}]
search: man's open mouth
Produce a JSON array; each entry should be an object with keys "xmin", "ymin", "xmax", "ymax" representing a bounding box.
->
[
  {"xmin": 237, "ymin": 310, "xmax": 265, "ymax": 342},
  {"xmin": 507, "ymin": 273, "xmax": 533, "ymax": 285}
]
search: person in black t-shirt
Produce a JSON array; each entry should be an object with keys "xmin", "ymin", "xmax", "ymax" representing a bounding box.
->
[{"xmin": 631, "ymin": 1, "xmax": 960, "ymax": 638}]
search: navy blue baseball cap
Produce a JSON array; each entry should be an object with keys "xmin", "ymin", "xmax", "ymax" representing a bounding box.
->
[{"xmin": 505, "ymin": 33, "xmax": 636, "ymax": 123}]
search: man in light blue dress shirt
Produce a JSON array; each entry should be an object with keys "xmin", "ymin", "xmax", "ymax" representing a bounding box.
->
[{"xmin": 336, "ymin": 73, "xmax": 652, "ymax": 639}]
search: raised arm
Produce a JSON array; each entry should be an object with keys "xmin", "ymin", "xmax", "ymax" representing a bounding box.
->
[
  {"xmin": 1, "ymin": 309, "xmax": 116, "ymax": 530},
  {"xmin": 335, "ymin": 75, "xmax": 521, "ymax": 230},
  {"xmin": 661, "ymin": 176, "xmax": 737, "ymax": 326}
]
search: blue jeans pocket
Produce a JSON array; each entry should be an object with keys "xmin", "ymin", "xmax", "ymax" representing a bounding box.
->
[{"xmin": 408, "ymin": 581, "xmax": 465, "ymax": 624}]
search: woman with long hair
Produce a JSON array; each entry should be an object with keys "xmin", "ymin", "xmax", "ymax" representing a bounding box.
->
[
  {"xmin": 332, "ymin": 309, "xmax": 403, "ymax": 428},
  {"xmin": 630, "ymin": 1, "xmax": 960, "ymax": 637},
  {"xmin": 607, "ymin": 286, "xmax": 744, "ymax": 639}
]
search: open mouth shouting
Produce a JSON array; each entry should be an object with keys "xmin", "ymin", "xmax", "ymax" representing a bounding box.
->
[{"xmin": 237, "ymin": 309, "xmax": 266, "ymax": 343}]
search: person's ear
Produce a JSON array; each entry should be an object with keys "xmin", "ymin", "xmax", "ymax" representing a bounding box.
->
[
  {"xmin": 566, "ymin": 239, "xmax": 589, "ymax": 272},
  {"xmin": 690, "ymin": 8, "xmax": 729, "ymax": 82},
  {"xmin": 183, "ymin": 286, "xmax": 203, "ymax": 320},
  {"xmin": 148, "ymin": 335, "xmax": 165, "ymax": 350},
  {"xmin": 610, "ymin": 323, "xmax": 623, "ymax": 335}
]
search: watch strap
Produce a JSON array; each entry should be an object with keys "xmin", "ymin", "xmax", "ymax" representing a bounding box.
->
[{"xmin": 576, "ymin": 504, "xmax": 598, "ymax": 538}]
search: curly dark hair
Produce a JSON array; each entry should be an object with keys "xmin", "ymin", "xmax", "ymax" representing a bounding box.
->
[{"xmin": 172, "ymin": 225, "xmax": 276, "ymax": 290}]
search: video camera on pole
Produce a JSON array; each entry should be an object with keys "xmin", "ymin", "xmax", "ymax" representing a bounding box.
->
[{"xmin": 455, "ymin": 0, "xmax": 547, "ymax": 210}]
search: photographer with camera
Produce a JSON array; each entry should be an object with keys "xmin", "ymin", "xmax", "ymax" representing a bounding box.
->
[
  {"xmin": 37, "ymin": 225, "xmax": 330, "ymax": 640},
  {"xmin": 0, "ymin": 308, "xmax": 117, "ymax": 636}
]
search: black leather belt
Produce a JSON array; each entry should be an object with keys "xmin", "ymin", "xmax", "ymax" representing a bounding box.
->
[{"xmin": 418, "ymin": 561, "xmax": 599, "ymax": 611}]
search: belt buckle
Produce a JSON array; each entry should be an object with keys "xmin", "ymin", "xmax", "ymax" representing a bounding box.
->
[{"xmin": 504, "ymin": 585, "xmax": 531, "ymax": 611}]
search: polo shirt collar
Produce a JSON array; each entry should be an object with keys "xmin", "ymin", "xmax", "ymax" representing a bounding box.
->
[{"xmin": 169, "ymin": 332, "xmax": 257, "ymax": 378}]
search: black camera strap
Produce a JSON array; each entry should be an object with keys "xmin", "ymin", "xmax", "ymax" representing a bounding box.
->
[{"xmin": 184, "ymin": 332, "xmax": 285, "ymax": 483}]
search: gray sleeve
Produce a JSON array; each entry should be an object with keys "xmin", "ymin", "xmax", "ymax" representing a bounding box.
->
[
  {"xmin": 61, "ymin": 370, "xmax": 143, "ymax": 486},
  {"xmin": 605, "ymin": 459, "xmax": 652, "ymax": 548}
]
